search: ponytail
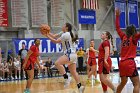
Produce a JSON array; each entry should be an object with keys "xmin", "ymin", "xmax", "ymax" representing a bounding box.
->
[
  {"xmin": 66, "ymin": 23, "xmax": 78, "ymax": 42},
  {"xmin": 105, "ymin": 31, "xmax": 115, "ymax": 52},
  {"xmin": 110, "ymin": 35, "xmax": 115, "ymax": 53}
]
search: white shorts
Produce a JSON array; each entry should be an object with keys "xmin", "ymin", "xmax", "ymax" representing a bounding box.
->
[{"xmin": 65, "ymin": 53, "xmax": 77, "ymax": 63}]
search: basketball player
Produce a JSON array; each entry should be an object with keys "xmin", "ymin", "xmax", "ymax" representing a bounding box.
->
[
  {"xmin": 98, "ymin": 31, "xmax": 116, "ymax": 93},
  {"xmin": 115, "ymin": 9, "xmax": 140, "ymax": 93},
  {"xmin": 42, "ymin": 23, "xmax": 85, "ymax": 93},
  {"xmin": 23, "ymin": 39, "xmax": 41, "ymax": 93},
  {"xmin": 86, "ymin": 39, "xmax": 100, "ymax": 85}
]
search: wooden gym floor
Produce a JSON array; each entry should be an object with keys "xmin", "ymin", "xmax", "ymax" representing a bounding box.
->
[{"xmin": 0, "ymin": 72, "xmax": 139, "ymax": 93}]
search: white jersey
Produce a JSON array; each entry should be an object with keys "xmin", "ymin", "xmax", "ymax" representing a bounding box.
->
[
  {"xmin": 60, "ymin": 32, "xmax": 77, "ymax": 63},
  {"xmin": 40, "ymin": 60, "xmax": 45, "ymax": 66},
  {"xmin": 60, "ymin": 32, "xmax": 76, "ymax": 54},
  {"xmin": 14, "ymin": 61, "xmax": 20, "ymax": 68}
]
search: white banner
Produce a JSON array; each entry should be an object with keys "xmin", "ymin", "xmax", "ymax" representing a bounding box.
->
[
  {"xmin": 31, "ymin": 0, "xmax": 48, "ymax": 27},
  {"xmin": 13, "ymin": 38, "xmax": 84, "ymax": 54},
  {"xmin": 11, "ymin": 0, "xmax": 28, "ymax": 27},
  {"xmin": 51, "ymin": 0, "xmax": 65, "ymax": 27}
]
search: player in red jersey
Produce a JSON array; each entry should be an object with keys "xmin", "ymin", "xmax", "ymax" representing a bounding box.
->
[
  {"xmin": 86, "ymin": 39, "xmax": 100, "ymax": 85},
  {"xmin": 115, "ymin": 9, "xmax": 140, "ymax": 93},
  {"xmin": 98, "ymin": 31, "xmax": 116, "ymax": 93},
  {"xmin": 23, "ymin": 39, "xmax": 41, "ymax": 93}
]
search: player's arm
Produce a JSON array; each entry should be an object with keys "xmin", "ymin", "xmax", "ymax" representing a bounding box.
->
[
  {"xmin": 48, "ymin": 33, "xmax": 59, "ymax": 38},
  {"xmin": 49, "ymin": 32, "xmax": 63, "ymax": 38},
  {"xmin": 104, "ymin": 46, "xmax": 109, "ymax": 67},
  {"xmin": 89, "ymin": 47, "xmax": 99, "ymax": 53},
  {"xmin": 45, "ymin": 34, "xmax": 61, "ymax": 43},
  {"xmin": 115, "ymin": 9, "xmax": 125, "ymax": 39}
]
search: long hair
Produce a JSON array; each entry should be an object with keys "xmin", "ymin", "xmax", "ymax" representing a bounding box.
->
[
  {"xmin": 34, "ymin": 38, "xmax": 38, "ymax": 43},
  {"xmin": 126, "ymin": 25, "xmax": 137, "ymax": 38},
  {"xmin": 105, "ymin": 31, "xmax": 115, "ymax": 52},
  {"xmin": 65, "ymin": 23, "xmax": 78, "ymax": 42}
]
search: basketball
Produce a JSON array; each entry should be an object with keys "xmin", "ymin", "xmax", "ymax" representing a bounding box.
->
[{"xmin": 40, "ymin": 24, "xmax": 50, "ymax": 35}]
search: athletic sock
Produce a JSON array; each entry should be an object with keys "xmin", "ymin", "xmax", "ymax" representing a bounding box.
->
[
  {"xmin": 77, "ymin": 83, "xmax": 81, "ymax": 89},
  {"xmin": 63, "ymin": 73, "xmax": 68, "ymax": 79}
]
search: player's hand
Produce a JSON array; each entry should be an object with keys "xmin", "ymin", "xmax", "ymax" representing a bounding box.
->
[
  {"xmin": 104, "ymin": 60, "xmax": 109, "ymax": 67},
  {"xmin": 43, "ymin": 32, "xmax": 49, "ymax": 37}
]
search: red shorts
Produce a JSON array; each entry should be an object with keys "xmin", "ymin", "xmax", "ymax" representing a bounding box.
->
[
  {"xmin": 119, "ymin": 59, "xmax": 138, "ymax": 77},
  {"xmin": 88, "ymin": 57, "xmax": 97, "ymax": 66},
  {"xmin": 24, "ymin": 59, "xmax": 35, "ymax": 70},
  {"xmin": 98, "ymin": 58, "xmax": 112, "ymax": 74}
]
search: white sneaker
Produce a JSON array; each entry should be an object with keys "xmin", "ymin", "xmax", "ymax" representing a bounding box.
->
[
  {"xmin": 15, "ymin": 76, "xmax": 18, "ymax": 79},
  {"xmin": 0, "ymin": 77, "xmax": 3, "ymax": 80},
  {"xmin": 64, "ymin": 77, "xmax": 72, "ymax": 88},
  {"xmin": 11, "ymin": 76, "xmax": 14, "ymax": 80},
  {"xmin": 67, "ymin": 73, "xmax": 71, "ymax": 77},
  {"xmin": 78, "ymin": 86, "xmax": 85, "ymax": 93},
  {"xmin": 24, "ymin": 75, "xmax": 26, "ymax": 78}
]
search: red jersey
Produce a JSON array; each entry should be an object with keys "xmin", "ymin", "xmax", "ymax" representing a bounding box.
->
[
  {"xmin": 29, "ymin": 45, "xmax": 39, "ymax": 63},
  {"xmin": 86, "ymin": 47, "xmax": 96, "ymax": 59},
  {"xmin": 116, "ymin": 15, "xmax": 140, "ymax": 61},
  {"xmin": 98, "ymin": 40, "xmax": 110, "ymax": 60}
]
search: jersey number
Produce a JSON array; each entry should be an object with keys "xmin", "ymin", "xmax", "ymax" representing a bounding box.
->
[{"xmin": 122, "ymin": 40, "xmax": 130, "ymax": 47}]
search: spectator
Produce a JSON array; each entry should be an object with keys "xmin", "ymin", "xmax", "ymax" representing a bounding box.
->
[
  {"xmin": 39, "ymin": 58, "xmax": 47, "ymax": 77},
  {"xmin": 18, "ymin": 43, "xmax": 28, "ymax": 80},
  {"xmin": 77, "ymin": 47, "xmax": 85, "ymax": 73},
  {"xmin": 34, "ymin": 63, "xmax": 39, "ymax": 79},
  {"xmin": 14, "ymin": 57, "xmax": 21, "ymax": 79},
  {"xmin": 2, "ymin": 60, "xmax": 9, "ymax": 80},
  {"xmin": 8, "ymin": 58, "xmax": 14, "ymax": 80},
  {"xmin": 0, "ymin": 63, "xmax": 3, "ymax": 80},
  {"xmin": 44, "ymin": 57, "xmax": 53, "ymax": 77}
]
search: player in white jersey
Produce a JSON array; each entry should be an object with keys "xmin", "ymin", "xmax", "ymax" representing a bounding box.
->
[{"xmin": 43, "ymin": 23, "xmax": 85, "ymax": 93}]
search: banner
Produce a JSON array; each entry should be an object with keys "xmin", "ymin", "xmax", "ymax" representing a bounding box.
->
[
  {"xmin": 31, "ymin": 0, "xmax": 48, "ymax": 27},
  {"xmin": 128, "ymin": 0, "xmax": 139, "ymax": 29},
  {"xmin": 82, "ymin": 0, "xmax": 99, "ymax": 10},
  {"xmin": 11, "ymin": 0, "xmax": 28, "ymax": 27},
  {"xmin": 0, "ymin": 0, "xmax": 8, "ymax": 27},
  {"xmin": 51, "ymin": 0, "xmax": 65, "ymax": 27},
  {"xmin": 13, "ymin": 38, "xmax": 84, "ymax": 54},
  {"xmin": 78, "ymin": 9, "xmax": 96, "ymax": 24},
  {"xmin": 115, "ymin": 0, "xmax": 126, "ymax": 29}
]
